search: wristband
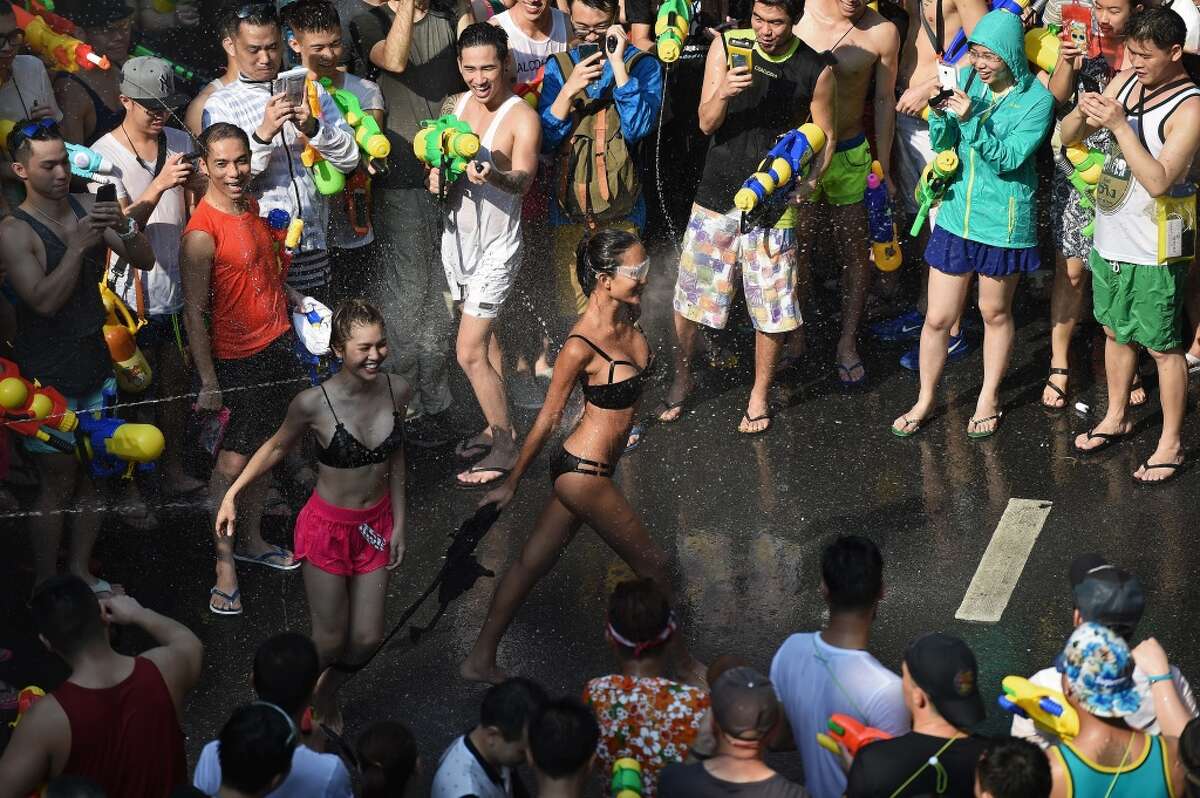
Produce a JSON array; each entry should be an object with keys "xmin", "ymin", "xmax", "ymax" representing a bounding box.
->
[
  {"xmin": 252, "ymin": 130, "xmax": 272, "ymax": 145},
  {"xmin": 1147, "ymin": 673, "xmax": 1173, "ymax": 685}
]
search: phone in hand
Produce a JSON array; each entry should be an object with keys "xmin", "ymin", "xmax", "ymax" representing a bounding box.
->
[
  {"xmin": 728, "ymin": 42, "xmax": 753, "ymax": 72},
  {"xmin": 96, "ymin": 183, "xmax": 117, "ymax": 203},
  {"xmin": 275, "ymin": 66, "xmax": 309, "ymax": 106},
  {"xmin": 577, "ymin": 42, "xmax": 600, "ymax": 60},
  {"xmin": 937, "ymin": 61, "xmax": 957, "ymax": 93}
]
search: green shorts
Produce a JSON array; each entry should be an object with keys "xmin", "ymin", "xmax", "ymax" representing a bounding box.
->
[
  {"xmin": 1089, "ymin": 249, "xmax": 1188, "ymax": 352},
  {"xmin": 809, "ymin": 135, "xmax": 872, "ymax": 206}
]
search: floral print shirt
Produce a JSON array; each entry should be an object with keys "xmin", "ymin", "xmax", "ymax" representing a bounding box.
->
[{"xmin": 583, "ymin": 674, "xmax": 710, "ymax": 796}]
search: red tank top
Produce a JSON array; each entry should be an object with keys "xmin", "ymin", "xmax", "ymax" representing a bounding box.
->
[{"xmin": 53, "ymin": 656, "xmax": 187, "ymax": 798}]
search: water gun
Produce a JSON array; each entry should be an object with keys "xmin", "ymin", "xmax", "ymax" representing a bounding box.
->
[
  {"xmin": 8, "ymin": 685, "xmax": 44, "ymax": 728},
  {"xmin": 319, "ymin": 77, "xmax": 390, "ymax": 161},
  {"xmin": 267, "ymin": 208, "xmax": 298, "ymax": 265},
  {"xmin": 0, "ymin": 357, "xmax": 77, "ymax": 448},
  {"xmin": 514, "ymin": 66, "xmax": 544, "ymax": 109},
  {"xmin": 302, "ymin": 79, "xmax": 345, "ymax": 196},
  {"xmin": 12, "ymin": 4, "xmax": 109, "ymax": 71},
  {"xmin": 1063, "ymin": 142, "xmax": 1103, "ymax": 205},
  {"xmin": 16, "ymin": 0, "xmax": 77, "ymax": 35},
  {"xmin": 65, "ymin": 142, "xmax": 115, "ymax": 181},
  {"xmin": 816, "ymin": 713, "xmax": 892, "ymax": 757},
  {"xmin": 129, "ymin": 44, "xmax": 209, "ymax": 84},
  {"xmin": 611, "ymin": 758, "xmax": 643, "ymax": 798},
  {"xmin": 413, "ymin": 115, "xmax": 480, "ymax": 183},
  {"xmin": 1025, "ymin": 27, "xmax": 1060, "ymax": 74},
  {"xmin": 733, "ymin": 122, "xmax": 827, "ymax": 215},
  {"xmin": 99, "ymin": 282, "xmax": 152, "ymax": 394},
  {"xmin": 998, "ymin": 675, "xmax": 1080, "ymax": 739},
  {"xmin": 943, "ymin": 0, "xmax": 1029, "ymax": 63},
  {"xmin": 910, "ymin": 150, "xmax": 959, "ymax": 236},
  {"xmin": 865, "ymin": 161, "xmax": 902, "ymax": 272},
  {"xmin": 654, "ymin": 0, "xmax": 690, "ymax": 63}
]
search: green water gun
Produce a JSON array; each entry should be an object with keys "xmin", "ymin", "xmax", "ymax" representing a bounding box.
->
[
  {"xmin": 318, "ymin": 77, "xmax": 390, "ymax": 160},
  {"xmin": 910, "ymin": 150, "xmax": 960, "ymax": 236},
  {"xmin": 129, "ymin": 44, "xmax": 207, "ymax": 83},
  {"xmin": 654, "ymin": 0, "xmax": 690, "ymax": 63},
  {"xmin": 413, "ymin": 115, "xmax": 480, "ymax": 182}
]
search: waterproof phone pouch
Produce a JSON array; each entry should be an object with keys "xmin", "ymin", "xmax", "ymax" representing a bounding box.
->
[
  {"xmin": 1156, "ymin": 189, "xmax": 1196, "ymax": 264},
  {"xmin": 727, "ymin": 42, "xmax": 753, "ymax": 72}
]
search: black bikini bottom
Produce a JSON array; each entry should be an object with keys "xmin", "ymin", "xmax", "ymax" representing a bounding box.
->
[{"xmin": 550, "ymin": 447, "xmax": 613, "ymax": 481}]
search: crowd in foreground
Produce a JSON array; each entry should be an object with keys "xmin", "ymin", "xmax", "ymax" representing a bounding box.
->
[{"xmin": 2, "ymin": 538, "xmax": 1200, "ymax": 798}]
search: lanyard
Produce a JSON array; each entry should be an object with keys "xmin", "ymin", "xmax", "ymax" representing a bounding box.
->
[{"xmin": 888, "ymin": 735, "xmax": 960, "ymax": 798}]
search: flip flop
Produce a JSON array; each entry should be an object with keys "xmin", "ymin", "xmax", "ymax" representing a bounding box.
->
[
  {"xmin": 738, "ymin": 412, "xmax": 772, "ymax": 435},
  {"xmin": 1130, "ymin": 374, "xmax": 1148, "ymax": 407},
  {"xmin": 1041, "ymin": 367, "xmax": 1069, "ymax": 410},
  {"xmin": 233, "ymin": 545, "xmax": 300, "ymax": 571},
  {"xmin": 891, "ymin": 416, "xmax": 925, "ymax": 438},
  {"xmin": 653, "ymin": 398, "xmax": 688, "ymax": 424},
  {"xmin": 455, "ymin": 466, "xmax": 511, "ymax": 489},
  {"xmin": 967, "ymin": 412, "xmax": 1003, "ymax": 439},
  {"xmin": 835, "ymin": 361, "xmax": 868, "ymax": 388},
  {"xmin": 1073, "ymin": 429, "xmax": 1128, "ymax": 455},
  {"xmin": 1132, "ymin": 460, "xmax": 1183, "ymax": 485},
  {"xmin": 455, "ymin": 435, "xmax": 492, "ymax": 462},
  {"xmin": 624, "ymin": 424, "xmax": 643, "ymax": 454},
  {"xmin": 89, "ymin": 578, "xmax": 119, "ymax": 598},
  {"xmin": 209, "ymin": 587, "xmax": 243, "ymax": 616}
]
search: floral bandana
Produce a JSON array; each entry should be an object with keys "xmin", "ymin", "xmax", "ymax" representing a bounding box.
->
[{"xmin": 1055, "ymin": 622, "xmax": 1141, "ymax": 718}]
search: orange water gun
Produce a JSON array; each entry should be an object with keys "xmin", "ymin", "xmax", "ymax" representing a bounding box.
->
[
  {"xmin": 12, "ymin": 4, "xmax": 109, "ymax": 71},
  {"xmin": 99, "ymin": 282, "xmax": 152, "ymax": 394},
  {"xmin": 816, "ymin": 713, "xmax": 892, "ymax": 757},
  {"xmin": 0, "ymin": 357, "xmax": 77, "ymax": 451}
]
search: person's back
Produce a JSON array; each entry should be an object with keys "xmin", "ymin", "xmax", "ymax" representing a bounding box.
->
[{"xmin": 1052, "ymin": 733, "xmax": 1173, "ymax": 797}]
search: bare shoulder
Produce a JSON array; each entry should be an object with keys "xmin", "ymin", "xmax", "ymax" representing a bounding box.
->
[
  {"xmin": 862, "ymin": 7, "xmax": 900, "ymax": 49},
  {"xmin": 507, "ymin": 98, "xmax": 540, "ymax": 129},
  {"xmin": 386, "ymin": 373, "xmax": 413, "ymax": 407}
]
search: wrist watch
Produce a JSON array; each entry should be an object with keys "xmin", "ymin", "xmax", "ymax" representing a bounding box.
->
[{"xmin": 117, "ymin": 216, "xmax": 140, "ymax": 240}]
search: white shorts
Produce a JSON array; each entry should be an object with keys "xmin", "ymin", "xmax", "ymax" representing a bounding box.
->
[
  {"xmin": 894, "ymin": 112, "xmax": 940, "ymax": 228},
  {"xmin": 445, "ymin": 250, "xmax": 521, "ymax": 320}
]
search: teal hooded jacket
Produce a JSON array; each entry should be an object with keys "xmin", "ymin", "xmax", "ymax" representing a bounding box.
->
[{"xmin": 927, "ymin": 9, "xmax": 1054, "ymax": 249}]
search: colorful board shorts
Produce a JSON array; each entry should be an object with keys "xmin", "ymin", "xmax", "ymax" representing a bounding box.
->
[
  {"xmin": 22, "ymin": 377, "xmax": 112, "ymax": 456},
  {"xmin": 673, "ymin": 203, "xmax": 801, "ymax": 333},
  {"xmin": 294, "ymin": 490, "xmax": 394, "ymax": 576},
  {"xmin": 553, "ymin": 220, "xmax": 639, "ymax": 317},
  {"xmin": 809, "ymin": 134, "xmax": 872, "ymax": 206},
  {"xmin": 1089, "ymin": 249, "xmax": 1188, "ymax": 352}
]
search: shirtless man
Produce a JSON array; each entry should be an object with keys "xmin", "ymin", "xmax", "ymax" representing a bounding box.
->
[
  {"xmin": 430, "ymin": 22, "xmax": 541, "ymax": 488},
  {"xmin": 872, "ymin": 0, "xmax": 987, "ymax": 365},
  {"xmin": 795, "ymin": 0, "xmax": 899, "ymax": 386}
]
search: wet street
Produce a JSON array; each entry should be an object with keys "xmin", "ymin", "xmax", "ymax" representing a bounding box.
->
[{"xmin": 2, "ymin": 247, "xmax": 1199, "ymax": 790}]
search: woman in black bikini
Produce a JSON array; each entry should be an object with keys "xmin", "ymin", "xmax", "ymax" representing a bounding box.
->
[
  {"xmin": 216, "ymin": 300, "xmax": 410, "ymax": 730},
  {"xmin": 461, "ymin": 229, "xmax": 703, "ymax": 685}
]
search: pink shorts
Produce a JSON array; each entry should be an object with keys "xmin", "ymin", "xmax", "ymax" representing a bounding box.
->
[{"xmin": 294, "ymin": 491, "xmax": 393, "ymax": 576}]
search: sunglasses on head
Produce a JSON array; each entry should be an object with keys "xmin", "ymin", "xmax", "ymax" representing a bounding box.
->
[{"xmin": 14, "ymin": 117, "xmax": 59, "ymax": 141}]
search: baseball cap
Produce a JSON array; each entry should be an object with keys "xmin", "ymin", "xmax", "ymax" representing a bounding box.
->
[
  {"xmin": 120, "ymin": 57, "xmax": 191, "ymax": 110},
  {"xmin": 1056, "ymin": 622, "xmax": 1141, "ymax": 718},
  {"xmin": 711, "ymin": 667, "xmax": 780, "ymax": 742},
  {"xmin": 903, "ymin": 632, "xmax": 986, "ymax": 729},
  {"xmin": 1068, "ymin": 555, "xmax": 1145, "ymax": 633}
]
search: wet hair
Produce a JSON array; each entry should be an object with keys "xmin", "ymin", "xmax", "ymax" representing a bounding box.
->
[
  {"xmin": 357, "ymin": 721, "xmax": 418, "ymax": 797},
  {"xmin": 283, "ymin": 0, "xmax": 342, "ymax": 35},
  {"xmin": 821, "ymin": 535, "xmax": 884, "ymax": 613},
  {"xmin": 754, "ymin": 0, "xmax": 804, "ymax": 23},
  {"xmin": 608, "ymin": 578, "xmax": 674, "ymax": 659},
  {"xmin": 44, "ymin": 776, "xmax": 107, "ymax": 798},
  {"xmin": 976, "ymin": 738, "xmax": 1052, "ymax": 798},
  {"xmin": 217, "ymin": 703, "xmax": 297, "ymax": 794},
  {"xmin": 1182, "ymin": 717, "xmax": 1200, "ymax": 798},
  {"xmin": 571, "ymin": 0, "xmax": 619, "ymax": 16},
  {"xmin": 198, "ymin": 122, "xmax": 250, "ymax": 161},
  {"xmin": 528, "ymin": 698, "xmax": 600, "ymax": 779},
  {"xmin": 330, "ymin": 299, "xmax": 387, "ymax": 354},
  {"xmin": 252, "ymin": 632, "xmax": 320, "ymax": 715},
  {"xmin": 8, "ymin": 118, "xmax": 64, "ymax": 165},
  {"xmin": 575, "ymin": 227, "xmax": 641, "ymax": 295},
  {"xmin": 457, "ymin": 21, "xmax": 509, "ymax": 63},
  {"xmin": 220, "ymin": 1, "xmax": 281, "ymax": 39},
  {"xmin": 30, "ymin": 575, "xmax": 105, "ymax": 659},
  {"xmin": 1126, "ymin": 5, "xmax": 1187, "ymax": 49},
  {"xmin": 480, "ymin": 677, "xmax": 548, "ymax": 742}
]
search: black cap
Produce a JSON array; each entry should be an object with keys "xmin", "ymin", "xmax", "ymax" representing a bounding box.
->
[
  {"xmin": 1073, "ymin": 564, "xmax": 1145, "ymax": 633},
  {"xmin": 711, "ymin": 666, "xmax": 780, "ymax": 741},
  {"xmin": 903, "ymin": 633, "xmax": 985, "ymax": 729},
  {"xmin": 1068, "ymin": 553, "xmax": 1110, "ymax": 589}
]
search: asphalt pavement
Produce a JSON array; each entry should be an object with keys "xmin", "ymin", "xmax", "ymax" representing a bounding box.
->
[{"xmin": 2, "ymin": 245, "xmax": 1199, "ymax": 792}]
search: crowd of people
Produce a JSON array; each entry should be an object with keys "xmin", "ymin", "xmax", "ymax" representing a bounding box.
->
[{"xmin": 0, "ymin": 0, "xmax": 1199, "ymax": 791}]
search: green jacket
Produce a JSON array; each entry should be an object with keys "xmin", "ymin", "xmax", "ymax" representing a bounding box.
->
[{"xmin": 928, "ymin": 9, "xmax": 1053, "ymax": 248}]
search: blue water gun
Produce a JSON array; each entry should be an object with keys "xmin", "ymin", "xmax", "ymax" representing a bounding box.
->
[
  {"xmin": 38, "ymin": 382, "xmax": 165, "ymax": 478},
  {"xmin": 865, "ymin": 162, "xmax": 902, "ymax": 272},
  {"xmin": 733, "ymin": 122, "xmax": 826, "ymax": 227}
]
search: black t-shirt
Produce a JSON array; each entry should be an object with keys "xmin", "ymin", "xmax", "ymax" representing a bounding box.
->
[
  {"xmin": 692, "ymin": 31, "xmax": 830, "ymax": 219},
  {"xmin": 659, "ymin": 762, "xmax": 810, "ymax": 797},
  {"xmin": 845, "ymin": 733, "xmax": 990, "ymax": 798}
]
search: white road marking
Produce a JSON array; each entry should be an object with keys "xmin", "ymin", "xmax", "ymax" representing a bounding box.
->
[{"xmin": 955, "ymin": 498, "xmax": 1053, "ymax": 624}]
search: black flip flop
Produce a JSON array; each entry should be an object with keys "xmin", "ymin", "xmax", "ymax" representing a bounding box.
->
[
  {"xmin": 738, "ymin": 412, "xmax": 772, "ymax": 435},
  {"xmin": 653, "ymin": 398, "xmax": 688, "ymax": 424},
  {"xmin": 455, "ymin": 436, "xmax": 492, "ymax": 462},
  {"xmin": 1041, "ymin": 367, "xmax": 1069, "ymax": 410},
  {"xmin": 1132, "ymin": 460, "xmax": 1183, "ymax": 485},
  {"xmin": 1073, "ymin": 429, "xmax": 1128, "ymax": 455}
]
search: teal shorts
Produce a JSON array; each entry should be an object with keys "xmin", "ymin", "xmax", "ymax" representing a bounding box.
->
[
  {"xmin": 1089, "ymin": 249, "xmax": 1187, "ymax": 352},
  {"xmin": 809, "ymin": 135, "xmax": 872, "ymax": 206},
  {"xmin": 21, "ymin": 378, "xmax": 112, "ymax": 456}
]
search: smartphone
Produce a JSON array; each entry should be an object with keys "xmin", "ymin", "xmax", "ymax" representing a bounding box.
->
[
  {"xmin": 275, "ymin": 66, "xmax": 309, "ymax": 105},
  {"xmin": 577, "ymin": 42, "xmax": 600, "ymax": 60},
  {"xmin": 937, "ymin": 61, "xmax": 957, "ymax": 92},
  {"xmin": 727, "ymin": 42, "xmax": 753, "ymax": 72},
  {"xmin": 96, "ymin": 183, "xmax": 117, "ymax": 203}
]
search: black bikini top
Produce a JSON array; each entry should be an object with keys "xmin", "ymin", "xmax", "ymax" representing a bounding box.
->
[
  {"xmin": 567, "ymin": 332, "xmax": 656, "ymax": 411},
  {"xmin": 316, "ymin": 378, "xmax": 404, "ymax": 469}
]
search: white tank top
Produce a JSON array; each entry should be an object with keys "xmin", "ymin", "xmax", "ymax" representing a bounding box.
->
[
  {"xmin": 1093, "ymin": 76, "xmax": 1200, "ymax": 265},
  {"xmin": 441, "ymin": 94, "xmax": 525, "ymax": 283},
  {"xmin": 492, "ymin": 9, "xmax": 569, "ymax": 85}
]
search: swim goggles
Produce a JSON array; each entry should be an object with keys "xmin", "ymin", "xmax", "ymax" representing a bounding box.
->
[{"xmin": 614, "ymin": 257, "xmax": 650, "ymax": 281}]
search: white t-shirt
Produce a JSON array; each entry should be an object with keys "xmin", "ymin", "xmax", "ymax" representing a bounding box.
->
[
  {"xmin": 491, "ymin": 8, "xmax": 569, "ymax": 86},
  {"xmin": 193, "ymin": 738, "xmax": 353, "ymax": 798},
  {"xmin": 1010, "ymin": 663, "xmax": 1199, "ymax": 747},
  {"xmin": 327, "ymin": 72, "xmax": 385, "ymax": 250},
  {"xmin": 89, "ymin": 126, "xmax": 193, "ymax": 315},
  {"xmin": 0, "ymin": 55, "xmax": 62, "ymax": 124},
  {"xmin": 431, "ymin": 733, "xmax": 516, "ymax": 798},
  {"xmin": 770, "ymin": 632, "xmax": 910, "ymax": 798}
]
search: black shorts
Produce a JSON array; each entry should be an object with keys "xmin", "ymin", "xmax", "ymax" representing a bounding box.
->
[{"xmin": 213, "ymin": 331, "xmax": 303, "ymax": 455}]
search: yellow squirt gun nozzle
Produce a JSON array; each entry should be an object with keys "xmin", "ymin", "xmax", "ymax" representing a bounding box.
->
[
  {"xmin": 446, "ymin": 129, "xmax": 480, "ymax": 160},
  {"xmin": 933, "ymin": 150, "xmax": 960, "ymax": 177}
]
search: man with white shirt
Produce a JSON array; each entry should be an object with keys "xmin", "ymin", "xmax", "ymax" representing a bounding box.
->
[
  {"xmin": 770, "ymin": 535, "xmax": 910, "ymax": 798},
  {"xmin": 202, "ymin": 2, "xmax": 358, "ymax": 302},
  {"xmin": 90, "ymin": 56, "xmax": 203, "ymax": 496},
  {"xmin": 1010, "ymin": 554, "xmax": 1198, "ymax": 747},
  {"xmin": 193, "ymin": 633, "xmax": 353, "ymax": 798}
]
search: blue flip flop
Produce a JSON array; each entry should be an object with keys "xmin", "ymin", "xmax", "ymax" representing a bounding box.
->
[
  {"xmin": 836, "ymin": 361, "xmax": 868, "ymax": 388},
  {"xmin": 209, "ymin": 587, "xmax": 243, "ymax": 616},
  {"xmin": 233, "ymin": 545, "xmax": 300, "ymax": 571},
  {"xmin": 624, "ymin": 424, "xmax": 643, "ymax": 454}
]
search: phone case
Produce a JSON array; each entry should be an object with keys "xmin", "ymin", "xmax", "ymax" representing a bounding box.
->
[
  {"xmin": 727, "ymin": 43, "xmax": 753, "ymax": 72},
  {"xmin": 1060, "ymin": 3, "xmax": 1095, "ymax": 57}
]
